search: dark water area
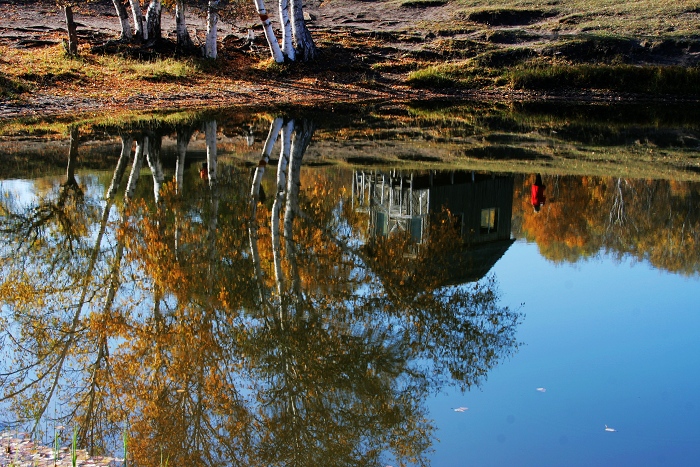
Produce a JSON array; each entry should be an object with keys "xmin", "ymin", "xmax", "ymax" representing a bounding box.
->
[{"xmin": 1, "ymin": 105, "xmax": 699, "ymax": 466}]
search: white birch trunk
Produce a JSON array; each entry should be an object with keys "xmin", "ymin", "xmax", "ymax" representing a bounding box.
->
[
  {"xmin": 279, "ymin": 0, "xmax": 295, "ymax": 61},
  {"xmin": 290, "ymin": 0, "xmax": 316, "ymax": 60},
  {"xmin": 175, "ymin": 0, "xmax": 194, "ymax": 51},
  {"xmin": 248, "ymin": 119, "xmax": 283, "ymax": 308},
  {"xmin": 204, "ymin": 121, "xmax": 219, "ymax": 274},
  {"xmin": 204, "ymin": 0, "xmax": 220, "ymax": 59},
  {"xmin": 145, "ymin": 0, "xmax": 162, "ymax": 42},
  {"xmin": 250, "ymin": 117, "xmax": 283, "ymax": 204},
  {"xmin": 284, "ymin": 123, "xmax": 305, "ymax": 298},
  {"xmin": 109, "ymin": 136, "xmax": 133, "ymax": 199},
  {"xmin": 253, "ymin": 0, "xmax": 285, "ymax": 63},
  {"xmin": 126, "ymin": 136, "xmax": 146, "ymax": 200},
  {"xmin": 112, "ymin": 0, "xmax": 133, "ymax": 41},
  {"xmin": 146, "ymin": 140, "xmax": 164, "ymax": 204},
  {"xmin": 175, "ymin": 128, "xmax": 192, "ymax": 195},
  {"xmin": 129, "ymin": 0, "xmax": 146, "ymax": 41},
  {"xmin": 272, "ymin": 120, "xmax": 293, "ymax": 296},
  {"xmin": 205, "ymin": 121, "xmax": 217, "ymax": 187}
]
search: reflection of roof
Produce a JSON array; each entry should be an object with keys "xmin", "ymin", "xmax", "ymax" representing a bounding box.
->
[{"xmin": 438, "ymin": 238, "xmax": 515, "ymax": 286}]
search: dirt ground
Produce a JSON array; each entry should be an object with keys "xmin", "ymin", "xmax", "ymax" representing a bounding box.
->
[
  {"xmin": 0, "ymin": 0, "xmax": 477, "ymax": 119},
  {"xmin": 0, "ymin": 1, "xmax": 698, "ymax": 116}
]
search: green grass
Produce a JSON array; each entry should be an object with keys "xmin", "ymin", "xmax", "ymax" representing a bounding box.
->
[
  {"xmin": 451, "ymin": 0, "xmax": 700, "ymax": 37},
  {"xmin": 508, "ymin": 64, "xmax": 700, "ymax": 95}
]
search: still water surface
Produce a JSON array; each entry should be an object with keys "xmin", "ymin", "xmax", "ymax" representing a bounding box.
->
[{"xmin": 1, "ymin": 107, "xmax": 699, "ymax": 466}]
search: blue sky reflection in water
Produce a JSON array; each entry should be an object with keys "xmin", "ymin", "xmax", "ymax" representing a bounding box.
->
[{"xmin": 430, "ymin": 240, "xmax": 700, "ymax": 467}]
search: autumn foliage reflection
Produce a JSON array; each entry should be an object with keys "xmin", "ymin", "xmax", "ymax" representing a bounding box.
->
[
  {"xmin": 1, "ymin": 118, "xmax": 520, "ymax": 467},
  {"xmin": 513, "ymin": 174, "xmax": 700, "ymax": 274}
]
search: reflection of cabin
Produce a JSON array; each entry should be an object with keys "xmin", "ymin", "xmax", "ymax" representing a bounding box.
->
[{"xmin": 353, "ymin": 170, "xmax": 515, "ymax": 283}]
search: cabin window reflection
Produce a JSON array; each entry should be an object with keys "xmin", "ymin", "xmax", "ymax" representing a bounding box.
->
[{"xmin": 480, "ymin": 208, "xmax": 498, "ymax": 234}]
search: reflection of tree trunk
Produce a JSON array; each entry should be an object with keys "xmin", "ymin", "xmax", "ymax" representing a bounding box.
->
[
  {"xmin": 110, "ymin": 136, "xmax": 133, "ymax": 198},
  {"xmin": 175, "ymin": 128, "xmax": 193, "ymax": 195},
  {"xmin": 205, "ymin": 121, "xmax": 218, "ymax": 187},
  {"xmin": 126, "ymin": 136, "xmax": 147, "ymax": 200},
  {"xmin": 175, "ymin": 128, "xmax": 193, "ymax": 258},
  {"xmin": 272, "ymin": 120, "xmax": 293, "ymax": 297},
  {"xmin": 65, "ymin": 126, "xmax": 79, "ymax": 185},
  {"xmin": 64, "ymin": 6, "xmax": 79, "ymax": 56},
  {"xmin": 205, "ymin": 121, "xmax": 219, "ymax": 286},
  {"xmin": 249, "ymin": 118, "xmax": 284, "ymax": 306},
  {"xmin": 146, "ymin": 134, "xmax": 164, "ymax": 204},
  {"xmin": 27, "ymin": 135, "xmax": 132, "ymax": 434},
  {"xmin": 284, "ymin": 120, "xmax": 314, "ymax": 300}
]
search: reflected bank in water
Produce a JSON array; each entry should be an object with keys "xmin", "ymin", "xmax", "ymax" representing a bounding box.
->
[{"xmin": 1, "ymin": 107, "xmax": 699, "ymax": 466}]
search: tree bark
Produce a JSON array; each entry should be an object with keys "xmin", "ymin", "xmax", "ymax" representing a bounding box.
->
[
  {"xmin": 272, "ymin": 120, "xmax": 294, "ymax": 296},
  {"xmin": 146, "ymin": 134, "xmax": 164, "ymax": 204},
  {"xmin": 145, "ymin": 0, "xmax": 162, "ymax": 43},
  {"xmin": 204, "ymin": 0, "xmax": 220, "ymax": 59},
  {"xmin": 129, "ymin": 0, "xmax": 146, "ymax": 41},
  {"xmin": 290, "ymin": 0, "xmax": 316, "ymax": 60},
  {"xmin": 63, "ymin": 5, "xmax": 79, "ymax": 56},
  {"xmin": 126, "ymin": 136, "xmax": 146, "ymax": 200},
  {"xmin": 205, "ymin": 121, "xmax": 218, "ymax": 186},
  {"xmin": 175, "ymin": 0, "xmax": 194, "ymax": 52},
  {"xmin": 112, "ymin": 0, "xmax": 133, "ymax": 41},
  {"xmin": 279, "ymin": 0, "xmax": 295, "ymax": 61},
  {"xmin": 253, "ymin": 0, "xmax": 285, "ymax": 63}
]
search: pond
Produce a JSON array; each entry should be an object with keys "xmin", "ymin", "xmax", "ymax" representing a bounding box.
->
[{"xmin": 1, "ymin": 103, "xmax": 699, "ymax": 466}]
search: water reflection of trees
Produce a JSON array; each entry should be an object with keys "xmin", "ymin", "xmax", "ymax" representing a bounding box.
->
[
  {"xmin": 514, "ymin": 174, "xmax": 700, "ymax": 274},
  {"xmin": 1, "ymin": 117, "xmax": 520, "ymax": 466}
]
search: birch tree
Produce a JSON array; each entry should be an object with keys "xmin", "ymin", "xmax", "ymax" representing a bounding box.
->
[
  {"xmin": 129, "ymin": 0, "xmax": 146, "ymax": 41},
  {"xmin": 279, "ymin": 0, "xmax": 295, "ymax": 61},
  {"xmin": 175, "ymin": 0, "xmax": 195, "ymax": 52},
  {"xmin": 253, "ymin": 0, "xmax": 316, "ymax": 62},
  {"xmin": 145, "ymin": 0, "xmax": 163, "ymax": 42},
  {"xmin": 290, "ymin": 0, "xmax": 316, "ymax": 60},
  {"xmin": 112, "ymin": 0, "xmax": 133, "ymax": 41},
  {"xmin": 205, "ymin": 0, "xmax": 221, "ymax": 59},
  {"xmin": 253, "ymin": 0, "xmax": 285, "ymax": 63}
]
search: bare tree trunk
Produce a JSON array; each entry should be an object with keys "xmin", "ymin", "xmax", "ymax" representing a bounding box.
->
[
  {"xmin": 205, "ymin": 121, "xmax": 218, "ymax": 187},
  {"xmin": 126, "ymin": 136, "xmax": 147, "ymax": 200},
  {"xmin": 65, "ymin": 126, "xmax": 79, "ymax": 185},
  {"xmin": 279, "ymin": 0, "xmax": 295, "ymax": 61},
  {"xmin": 175, "ymin": 127, "xmax": 194, "ymax": 195},
  {"xmin": 290, "ymin": 0, "xmax": 316, "ymax": 60},
  {"xmin": 175, "ymin": 0, "xmax": 194, "ymax": 52},
  {"xmin": 253, "ymin": 0, "xmax": 285, "ymax": 63},
  {"xmin": 145, "ymin": 0, "xmax": 162, "ymax": 43},
  {"xmin": 272, "ymin": 120, "xmax": 293, "ymax": 296},
  {"xmin": 249, "ymin": 118, "xmax": 284, "ymax": 306},
  {"xmin": 205, "ymin": 0, "xmax": 220, "ymax": 59},
  {"xmin": 112, "ymin": 0, "xmax": 133, "ymax": 41},
  {"xmin": 63, "ymin": 5, "xmax": 79, "ymax": 56},
  {"xmin": 129, "ymin": 0, "xmax": 146, "ymax": 41},
  {"xmin": 146, "ymin": 134, "xmax": 164, "ymax": 204}
]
